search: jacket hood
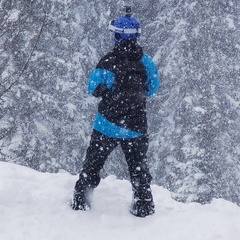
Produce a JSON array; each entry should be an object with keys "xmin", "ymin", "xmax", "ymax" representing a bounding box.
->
[{"xmin": 113, "ymin": 40, "xmax": 143, "ymax": 61}]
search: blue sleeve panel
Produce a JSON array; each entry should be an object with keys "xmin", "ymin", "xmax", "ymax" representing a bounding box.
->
[
  {"xmin": 88, "ymin": 69, "xmax": 115, "ymax": 95},
  {"xmin": 141, "ymin": 54, "xmax": 160, "ymax": 97},
  {"xmin": 93, "ymin": 113, "xmax": 143, "ymax": 139}
]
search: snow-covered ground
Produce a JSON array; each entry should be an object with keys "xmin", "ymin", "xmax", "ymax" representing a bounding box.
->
[{"xmin": 0, "ymin": 161, "xmax": 240, "ymax": 240}]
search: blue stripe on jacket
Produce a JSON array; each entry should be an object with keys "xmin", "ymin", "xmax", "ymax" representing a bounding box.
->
[{"xmin": 93, "ymin": 113, "xmax": 143, "ymax": 139}]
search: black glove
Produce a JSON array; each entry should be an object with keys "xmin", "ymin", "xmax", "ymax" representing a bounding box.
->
[{"xmin": 92, "ymin": 84, "xmax": 112, "ymax": 98}]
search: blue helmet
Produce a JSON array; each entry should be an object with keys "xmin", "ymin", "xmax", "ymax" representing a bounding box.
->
[{"xmin": 109, "ymin": 16, "xmax": 141, "ymax": 45}]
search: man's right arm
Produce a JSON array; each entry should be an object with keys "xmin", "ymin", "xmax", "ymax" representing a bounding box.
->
[{"xmin": 141, "ymin": 54, "xmax": 160, "ymax": 97}]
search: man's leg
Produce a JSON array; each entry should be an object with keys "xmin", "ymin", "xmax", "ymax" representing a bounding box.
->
[
  {"xmin": 121, "ymin": 135, "xmax": 155, "ymax": 217},
  {"xmin": 72, "ymin": 130, "xmax": 117, "ymax": 210}
]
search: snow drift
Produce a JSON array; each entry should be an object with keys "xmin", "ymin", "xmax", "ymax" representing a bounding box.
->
[{"xmin": 0, "ymin": 162, "xmax": 240, "ymax": 240}]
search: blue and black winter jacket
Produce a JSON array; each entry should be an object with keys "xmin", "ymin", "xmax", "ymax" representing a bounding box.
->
[{"xmin": 88, "ymin": 41, "xmax": 160, "ymax": 138}]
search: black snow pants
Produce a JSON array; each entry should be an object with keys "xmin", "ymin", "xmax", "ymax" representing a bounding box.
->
[{"xmin": 75, "ymin": 130, "xmax": 153, "ymax": 201}]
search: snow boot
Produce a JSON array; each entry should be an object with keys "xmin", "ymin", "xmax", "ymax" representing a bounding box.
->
[
  {"xmin": 129, "ymin": 187, "xmax": 155, "ymax": 217},
  {"xmin": 130, "ymin": 199, "xmax": 155, "ymax": 217},
  {"xmin": 71, "ymin": 189, "xmax": 92, "ymax": 211}
]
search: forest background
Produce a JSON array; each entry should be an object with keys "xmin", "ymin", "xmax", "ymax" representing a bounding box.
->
[{"xmin": 1, "ymin": 0, "xmax": 240, "ymax": 205}]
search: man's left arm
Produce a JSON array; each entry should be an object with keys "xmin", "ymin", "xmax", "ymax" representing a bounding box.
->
[{"xmin": 88, "ymin": 68, "xmax": 115, "ymax": 97}]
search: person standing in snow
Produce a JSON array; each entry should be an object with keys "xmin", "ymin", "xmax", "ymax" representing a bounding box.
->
[{"xmin": 71, "ymin": 7, "xmax": 160, "ymax": 217}]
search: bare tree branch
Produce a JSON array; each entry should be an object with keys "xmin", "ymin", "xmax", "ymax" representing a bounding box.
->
[
  {"xmin": 0, "ymin": 12, "xmax": 47, "ymax": 98},
  {"xmin": 0, "ymin": 125, "xmax": 17, "ymax": 141},
  {"xmin": 21, "ymin": 13, "xmax": 47, "ymax": 74}
]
